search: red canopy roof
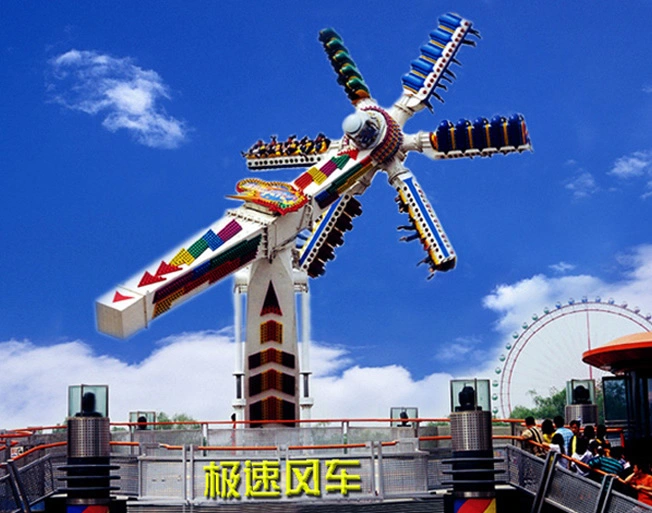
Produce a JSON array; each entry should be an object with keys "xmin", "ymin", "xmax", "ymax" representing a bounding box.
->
[{"xmin": 583, "ymin": 332, "xmax": 652, "ymax": 372}]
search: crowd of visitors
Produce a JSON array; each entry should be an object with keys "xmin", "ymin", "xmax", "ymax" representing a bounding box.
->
[{"xmin": 521, "ymin": 416, "xmax": 652, "ymax": 506}]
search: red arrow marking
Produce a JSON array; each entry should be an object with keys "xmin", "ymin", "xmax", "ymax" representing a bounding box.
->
[
  {"xmin": 156, "ymin": 261, "xmax": 182, "ymax": 276},
  {"xmin": 138, "ymin": 271, "xmax": 166, "ymax": 287},
  {"xmin": 112, "ymin": 291, "xmax": 133, "ymax": 303}
]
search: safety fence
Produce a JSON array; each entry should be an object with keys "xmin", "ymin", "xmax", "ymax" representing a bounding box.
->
[
  {"xmin": 2, "ymin": 418, "xmax": 624, "ymax": 455},
  {"xmin": 0, "ymin": 434, "xmax": 496, "ymax": 510},
  {"xmin": 2, "ymin": 444, "xmax": 651, "ymax": 513},
  {"xmin": 505, "ymin": 446, "xmax": 652, "ymax": 513},
  {"xmin": 0, "ymin": 443, "xmax": 138, "ymax": 513},
  {"xmin": 0, "ymin": 420, "xmax": 636, "ymax": 513},
  {"xmin": 1, "ymin": 417, "xmax": 527, "ymax": 450}
]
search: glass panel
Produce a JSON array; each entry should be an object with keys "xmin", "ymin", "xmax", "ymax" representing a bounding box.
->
[
  {"xmin": 68, "ymin": 384, "xmax": 109, "ymax": 417},
  {"xmin": 602, "ymin": 377, "xmax": 628, "ymax": 421},
  {"xmin": 566, "ymin": 379, "xmax": 595, "ymax": 405},
  {"xmin": 390, "ymin": 407, "xmax": 418, "ymax": 427},
  {"xmin": 450, "ymin": 379, "xmax": 490, "ymax": 411},
  {"xmin": 129, "ymin": 411, "xmax": 157, "ymax": 429},
  {"xmin": 647, "ymin": 377, "xmax": 652, "ymax": 433}
]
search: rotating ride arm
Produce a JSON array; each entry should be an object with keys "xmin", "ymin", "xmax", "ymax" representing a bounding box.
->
[
  {"xmin": 403, "ymin": 114, "xmax": 532, "ymax": 160},
  {"xmin": 96, "ymin": 210, "xmax": 270, "ymax": 338},
  {"xmin": 298, "ymin": 194, "xmax": 363, "ymax": 278},
  {"xmin": 96, "ymin": 136, "xmax": 379, "ymax": 339},
  {"xmin": 318, "ymin": 27, "xmax": 372, "ymax": 106},
  {"xmin": 387, "ymin": 164, "xmax": 455, "ymax": 278},
  {"xmin": 242, "ymin": 28, "xmax": 373, "ymax": 172},
  {"xmin": 389, "ymin": 13, "xmax": 480, "ymax": 126}
]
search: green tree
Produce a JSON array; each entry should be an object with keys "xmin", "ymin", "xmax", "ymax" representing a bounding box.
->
[
  {"xmin": 156, "ymin": 412, "xmax": 200, "ymax": 430},
  {"xmin": 510, "ymin": 384, "xmax": 605, "ymax": 424},
  {"xmin": 510, "ymin": 388, "xmax": 567, "ymax": 420}
]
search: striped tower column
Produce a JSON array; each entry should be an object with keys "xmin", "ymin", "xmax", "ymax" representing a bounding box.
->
[{"xmin": 244, "ymin": 247, "xmax": 299, "ymax": 426}]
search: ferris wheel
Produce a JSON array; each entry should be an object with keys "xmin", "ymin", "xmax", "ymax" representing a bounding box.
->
[{"xmin": 494, "ymin": 297, "xmax": 652, "ymax": 418}]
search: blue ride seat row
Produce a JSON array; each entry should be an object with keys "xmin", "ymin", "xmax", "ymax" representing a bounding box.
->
[
  {"xmin": 432, "ymin": 114, "xmax": 529, "ymax": 154},
  {"xmin": 401, "ymin": 12, "xmax": 468, "ymax": 94}
]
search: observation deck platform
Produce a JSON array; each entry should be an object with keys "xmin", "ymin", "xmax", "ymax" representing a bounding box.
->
[{"xmin": 0, "ymin": 420, "xmax": 647, "ymax": 513}]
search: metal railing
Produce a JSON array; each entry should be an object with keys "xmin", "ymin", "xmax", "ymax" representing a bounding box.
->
[
  {"xmin": 0, "ymin": 418, "xmax": 521, "ymax": 448},
  {"xmin": 135, "ymin": 439, "xmax": 437, "ymax": 502},
  {"xmin": 0, "ymin": 442, "xmax": 139, "ymax": 513},
  {"xmin": 0, "ymin": 421, "xmax": 642, "ymax": 513},
  {"xmin": 503, "ymin": 445, "xmax": 652, "ymax": 513}
]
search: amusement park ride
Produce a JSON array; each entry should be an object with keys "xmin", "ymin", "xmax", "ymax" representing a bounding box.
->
[{"xmin": 96, "ymin": 13, "xmax": 532, "ymax": 426}]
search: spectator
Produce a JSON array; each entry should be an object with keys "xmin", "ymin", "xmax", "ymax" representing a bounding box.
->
[
  {"xmin": 595, "ymin": 424, "xmax": 611, "ymax": 450},
  {"xmin": 624, "ymin": 461, "xmax": 652, "ymax": 506},
  {"xmin": 541, "ymin": 419, "xmax": 555, "ymax": 444},
  {"xmin": 549, "ymin": 433, "xmax": 568, "ymax": 468},
  {"xmin": 610, "ymin": 447, "xmax": 632, "ymax": 478},
  {"xmin": 569, "ymin": 419, "xmax": 581, "ymax": 455},
  {"xmin": 588, "ymin": 443, "xmax": 624, "ymax": 477},
  {"xmin": 521, "ymin": 416, "xmax": 545, "ymax": 457},
  {"xmin": 583, "ymin": 424, "xmax": 595, "ymax": 442},
  {"xmin": 553, "ymin": 415, "xmax": 573, "ymax": 454},
  {"xmin": 570, "ymin": 437, "xmax": 592, "ymax": 477}
]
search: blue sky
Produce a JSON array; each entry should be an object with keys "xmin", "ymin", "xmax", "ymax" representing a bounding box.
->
[{"xmin": 2, "ymin": 2, "xmax": 652, "ymax": 427}]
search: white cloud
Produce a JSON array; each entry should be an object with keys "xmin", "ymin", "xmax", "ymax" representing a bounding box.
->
[
  {"xmin": 475, "ymin": 245, "xmax": 652, "ymax": 415},
  {"xmin": 609, "ymin": 150, "xmax": 652, "ymax": 179},
  {"xmin": 314, "ymin": 366, "xmax": 452, "ymax": 420},
  {"xmin": 0, "ymin": 332, "xmax": 232, "ymax": 429},
  {"xmin": 644, "ymin": 182, "xmax": 652, "ymax": 200},
  {"xmin": 309, "ymin": 344, "xmax": 352, "ymax": 377},
  {"xmin": 608, "ymin": 150, "xmax": 652, "ymax": 199},
  {"xmin": 643, "ymin": 85, "xmax": 652, "ymax": 93},
  {"xmin": 48, "ymin": 49, "xmax": 188, "ymax": 149},
  {"xmin": 482, "ymin": 247, "xmax": 652, "ymax": 336},
  {"xmin": 0, "ymin": 332, "xmax": 452, "ymax": 430},
  {"xmin": 436, "ymin": 336, "xmax": 489, "ymax": 366},
  {"xmin": 6, "ymin": 246, "xmax": 652, "ymax": 428},
  {"xmin": 564, "ymin": 171, "xmax": 598, "ymax": 198},
  {"xmin": 549, "ymin": 261, "xmax": 576, "ymax": 273}
]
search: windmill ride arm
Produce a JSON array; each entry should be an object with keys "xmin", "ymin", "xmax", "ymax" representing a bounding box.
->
[
  {"xmin": 95, "ymin": 210, "xmax": 270, "ymax": 339},
  {"xmin": 319, "ymin": 27, "xmax": 374, "ymax": 107},
  {"xmin": 389, "ymin": 13, "xmax": 480, "ymax": 127},
  {"xmin": 244, "ymin": 134, "xmax": 341, "ymax": 172},
  {"xmin": 402, "ymin": 114, "xmax": 532, "ymax": 160},
  {"xmin": 293, "ymin": 142, "xmax": 379, "ymax": 213},
  {"xmin": 298, "ymin": 193, "xmax": 363, "ymax": 278},
  {"xmin": 386, "ymin": 162, "xmax": 456, "ymax": 279},
  {"xmin": 95, "ymin": 140, "xmax": 381, "ymax": 339}
]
